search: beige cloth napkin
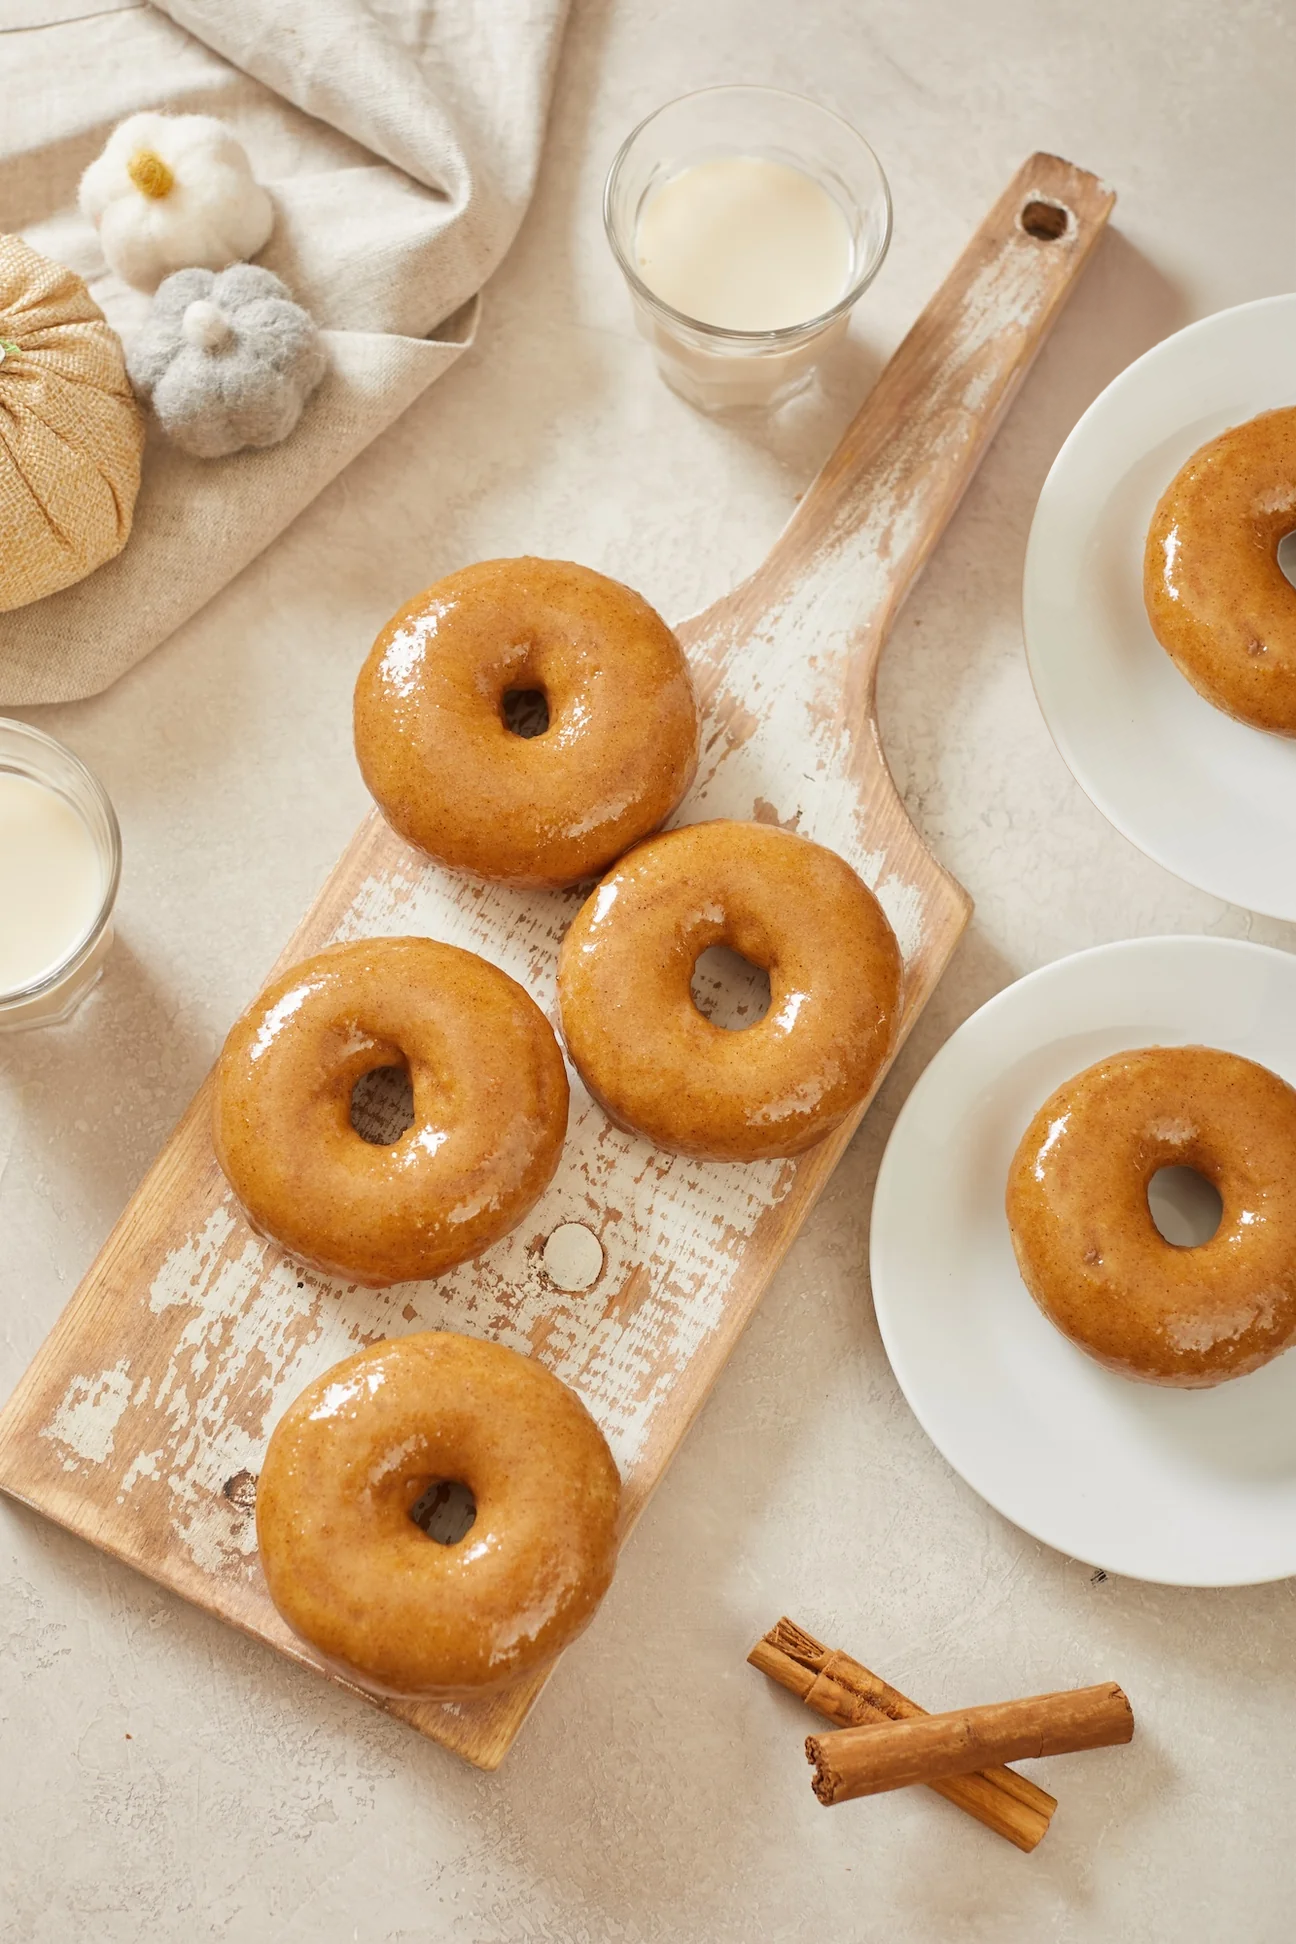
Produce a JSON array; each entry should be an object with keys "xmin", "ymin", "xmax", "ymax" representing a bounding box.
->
[{"xmin": 0, "ymin": 0, "xmax": 570, "ymax": 705}]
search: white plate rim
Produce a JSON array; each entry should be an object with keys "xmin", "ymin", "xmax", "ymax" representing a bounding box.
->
[
  {"xmin": 869, "ymin": 932, "xmax": 1296, "ymax": 1588},
  {"xmin": 1022, "ymin": 292, "xmax": 1296, "ymax": 921}
]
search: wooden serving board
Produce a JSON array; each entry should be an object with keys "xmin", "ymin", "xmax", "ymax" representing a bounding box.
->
[{"xmin": 0, "ymin": 155, "xmax": 1113, "ymax": 1770}]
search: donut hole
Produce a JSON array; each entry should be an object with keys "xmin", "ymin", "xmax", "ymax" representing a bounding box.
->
[
  {"xmin": 350, "ymin": 1062, "xmax": 415, "ymax": 1144},
  {"xmin": 1019, "ymin": 198, "xmax": 1072, "ymax": 241},
  {"xmin": 1147, "ymin": 1166, "xmax": 1224, "ymax": 1248},
  {"xmin": 690, "ymin": 945, "xmax": 772, "ymax": 1032},
  {"xmin": 1277, "ymin": 530, "xmax": 1296, "ymax": 591},
  {"xmin": 409, "ymin": 1478, "xmax": 477, "ymax": 1545},
  {"xmin": 501, "ymin": 686, "xmax": 550, "ymax": 738}
]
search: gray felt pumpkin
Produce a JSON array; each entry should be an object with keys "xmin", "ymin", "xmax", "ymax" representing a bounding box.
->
[{"xmin": 127, "ymin": 263, "xmax": 326, "ymax": 459}]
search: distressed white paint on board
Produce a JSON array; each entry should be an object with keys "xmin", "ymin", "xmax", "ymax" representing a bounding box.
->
[
  {"xmin": 31, "ymin": 398, "xmax": 939, "ymax": 1587},
  {"xmin": 31, "ymin": 601, "xmax": 899, "ymax": 1586},
  {"xmin": 40, "ymin": 1086, "xmax": 790, "ymax": 1513},
  {"xmin": 41, "ymin": 1357, "xmax": 134, "ymax": 1469},
  {"xmin": 28, "ymin": 261, "xmax": 983, "ymax": 1593}
]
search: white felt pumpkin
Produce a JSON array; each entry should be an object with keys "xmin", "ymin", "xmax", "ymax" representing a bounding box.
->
[
  {"xmin": 78, "ymin": 112, "xmax": 274, "ymax": 293},
  {"xmin": 0, "ymin": 233, "xmax": 144, "ymax": 612}
]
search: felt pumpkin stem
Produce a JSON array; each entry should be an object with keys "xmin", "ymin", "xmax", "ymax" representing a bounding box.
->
[{"xmin": 127, "ymin": 150, "xmax": 175, "ymax": 200}]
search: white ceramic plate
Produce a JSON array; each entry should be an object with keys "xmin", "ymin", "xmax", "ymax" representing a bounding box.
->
[
  {"xmin": 870, "ymin": 935, "xmax": 1296, "ymax": 1586},
  {"xmin": 1023, "ymin": 295, "xmax": 1296, "ymax": 920}
]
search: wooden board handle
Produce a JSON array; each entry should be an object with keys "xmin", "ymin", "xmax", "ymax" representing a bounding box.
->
[
  {"xmin": 775, "ymin": 150, "xmax": 1112, "ymax": 613},
  {"xmin": 693, "ymin": 154, "xmax": 1115, "ymax": 724}
]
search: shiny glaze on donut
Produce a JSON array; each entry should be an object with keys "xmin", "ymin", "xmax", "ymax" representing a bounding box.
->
[
  {"xmin": 1144, "ymin": 407, "xmax": 1296, "ymax": 734},
  {"xmin": 353, "ymin": 557, "xmax": 699, "ymax": 888},
  {"xmin": 213, "ymin": 938, "xmax": 568, "ymax": 1286},
  {"xmin": 556, "ymin": 820, "xmax": 903, "ymax": 1162},
  {"xmin": 1006, "ymin": 1045, "xmax": 1296, "ymax": 1387},
  {"xmin": 256, "ymin": 1333, "xmax": 621, "ymax": 1698}
]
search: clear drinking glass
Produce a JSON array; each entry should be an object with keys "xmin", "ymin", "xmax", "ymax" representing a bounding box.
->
[
  {"xmin": 0, "ymin": 718, "xmax": 121, "ymax": 1031},
  {"xmin": 604, "ymin": 85, "xmax": 892, "ymax": 413}
]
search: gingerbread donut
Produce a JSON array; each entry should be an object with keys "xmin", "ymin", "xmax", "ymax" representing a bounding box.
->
[
  {"xmin": 256, "ymin": 1332, "xmax": 621, "ymax": 1698},
  {"xmin": 557, "ymin": 820, "xmax": 903, "ymax": 1162},
  {"xmin": 1144, "ymin": 407, "xmax": 1296, "ymax": 734},
  {"xmin": 213, "ymin": 938, "xmax": 568, "ymax": 1286},
  {"xmin": 353, "ymin": 557, "xmax": 700, "ymax": 888},
  {"xmin": 1006, "ymin": 1045, "xmax": 1296, "ymax": 1388}
]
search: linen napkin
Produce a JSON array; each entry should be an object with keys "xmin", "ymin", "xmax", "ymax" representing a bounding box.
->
[{"xmin": 0, "ymin": 0, "xmax": 570, "ymax": 704}]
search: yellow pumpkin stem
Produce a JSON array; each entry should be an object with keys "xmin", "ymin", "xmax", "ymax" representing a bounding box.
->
[{"xmin": 126, "ymin": 149, "xmax": 175, "ymax": 200}]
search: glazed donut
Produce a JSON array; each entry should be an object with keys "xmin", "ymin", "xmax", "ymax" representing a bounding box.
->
[
  {"xmin": 556, "ymin": 820, "xmax": 903, "ymax": 1162},
  {"xmin": 213, "ymin": 937, "xmax": 568, "ymax": 1286},
  {"xmin": 256, "ymin": 1332, "xmax": 621, "ymax": 1698},
  {"xmin": 1006, "ymin": 1045, "xmax": 1296, "ymax": 1388},
  {"xmin": 1144, "ymin": 407, "xmax": 1296, "ymax": 734},
  {"xmin": 353, "ymin": 557, "xmax": 700, "ymax": 888}
]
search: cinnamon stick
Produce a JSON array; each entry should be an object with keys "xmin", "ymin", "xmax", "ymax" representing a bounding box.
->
[
  {"xmin": 806, "ymin": 1682, "xmax": 1134, "ymax": 1807},
  {"xmin": 749, "ymin": 1619, "xmax": 1055, "ymax": 1852}
]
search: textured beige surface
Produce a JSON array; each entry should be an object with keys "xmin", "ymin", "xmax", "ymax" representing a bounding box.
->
[{"xmin": 2, "ymin": 1, "xmax": 1296, "ymax": 1938}]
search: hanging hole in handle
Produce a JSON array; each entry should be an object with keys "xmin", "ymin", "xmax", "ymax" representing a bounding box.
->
[{"xmin": 1020, "ymin": 198, "xmax": 1073, "ymax": 242}]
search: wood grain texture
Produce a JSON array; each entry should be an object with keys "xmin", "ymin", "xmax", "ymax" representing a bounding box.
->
[{"xmin": 0, "ymin": 154, "xmax": 1113, "ymax": 1771}]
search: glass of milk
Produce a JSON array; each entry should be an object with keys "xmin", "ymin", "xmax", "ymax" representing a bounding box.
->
[
  {"xmin": 604, "ymin": 85, "xmax": 891, "ymax": 412},
  {"xmin": 0, "ymin": 718, "xmax": 121, "ymax": 1031}
]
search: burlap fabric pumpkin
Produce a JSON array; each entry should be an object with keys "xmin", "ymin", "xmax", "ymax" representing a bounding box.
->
[{"xmin": 0, "ymin": 234, "xmax": 143, "ymax": 613}]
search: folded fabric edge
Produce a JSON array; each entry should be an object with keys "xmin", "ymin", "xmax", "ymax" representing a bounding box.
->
[{"xmin": 0, "ymin": 308, "xmax": 479, "ymax": 707}]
